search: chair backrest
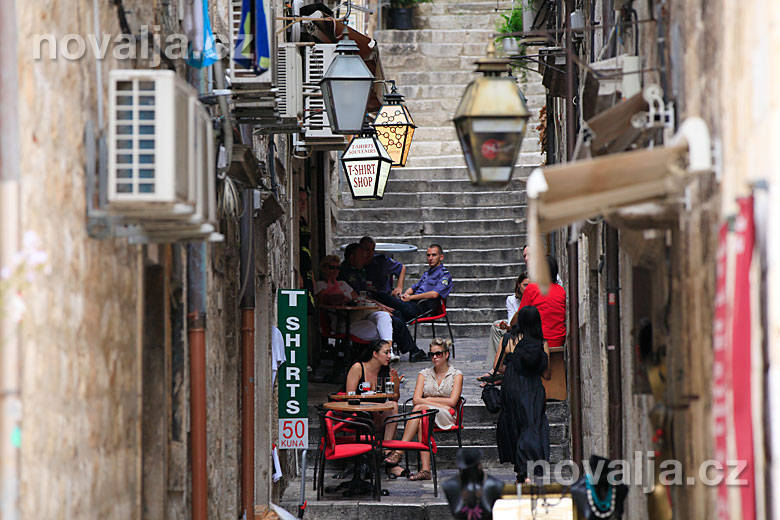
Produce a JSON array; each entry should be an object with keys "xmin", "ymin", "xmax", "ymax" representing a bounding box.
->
[{"xmin": 454, "ymin": 397, "xmax": 465, "ymax": 428}]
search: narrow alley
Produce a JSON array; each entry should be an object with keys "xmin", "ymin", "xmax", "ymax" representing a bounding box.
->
[{"xmin": 1, "ymin": 0, "xmax": 778, "ymax": 519}]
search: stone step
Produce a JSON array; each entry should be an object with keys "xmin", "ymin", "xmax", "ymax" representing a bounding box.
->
[
  {"xmin": 398, "ymin": 80, "xmax": 546, "ymax": 100},
  {"xmin": 410, "ymin": 126, "xmax": 540, "ymax": 143},
  {"xmin": 403, "ymin": 153, "xmax": 542, "ymax": 169},
  {"xmin": 375, "ymin": 28, "xmax": 496, "ymax": 45},
  {"xmin": 446, "ymin": 292, "xmax": 514, "ymax": 309},
  {"xmin": 402, "ymin": 261, "xmax": 523, "ymax": 278},
  {"xmin": 336, "ymin": 218, "xmax": 525, "ymax": 236},
  {"xmin": 334, "ymin": 234, "xmax": 527, "ymax": 256},
  {"xmin": 337, "ymin": 205, "xmax": 526, "ymax": 222},
  {"xmin": 307, "ymin": 422, "xmax": 568, "ymax": 449},
  {"xmin": 402, "ymin": 96, "xmax": 546, "ymax": 127},
  {"xmin": 379, "ymin": 164, "xmax": 533, "ymax": 182},
  {"xmin": 376, "ymin": 177, "xmax": 526, "ymax": 192},
  {"xmin": 407, "ymin": 136, "xmax": 542, "ymax": 158},
  {"xmin": 340, "ymin": 189, "xmax": 527, "ymax": 207},
  {"xmin": 379, "ymin": 41, "xmax": 490, "ymax": 59},
  {"xmin": 412, "ymin": 13, "xmax": 502, "ymax": 31},
  {"xmin": 415, "ymin": 0, "xmax": 513, "ymax": 15}
]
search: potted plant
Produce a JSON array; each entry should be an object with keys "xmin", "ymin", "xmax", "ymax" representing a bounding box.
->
[
  {"xmin": 496, "ymin": 6, "xmax": 524, "ymax": 55},
  {"xmin": 388, "ymin": 0, "xmax": 432, "ymax": 30}
]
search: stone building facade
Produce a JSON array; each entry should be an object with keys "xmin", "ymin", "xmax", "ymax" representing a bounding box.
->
[
  {"xmin": 543, "ymin": 1, "xmax": 779, "ymax": 519},
  {"xmin": 0, "ymin": 0, "xmax": 308, "ymax": 517}
]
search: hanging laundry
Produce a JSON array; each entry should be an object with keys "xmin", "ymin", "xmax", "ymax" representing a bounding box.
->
[
  {"xmin": 234, "ymin": 0, "xmax": 254, "ymax": 68},
  {"xmin": 271, "ymin": 326, "xmax": 286, "ymax": 386},
  {"xmin": 271, "ymin": 444, "xmax": 283, "ymax": 482},
  {"xmin": 254, "ymin": 0, "xmax": 271, "ymax": 72},
  {"xmin": 184, "ymin": 0, "xmax": 218, "ymax": 68}
]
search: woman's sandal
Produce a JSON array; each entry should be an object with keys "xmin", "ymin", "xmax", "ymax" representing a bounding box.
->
[
  {"xmin": 383, "ymin": 450, "xmax": 402, "ymax": 466},
  {"xmin": 476, "ymin": 371, "xmax": 495, "ymax": 382},
  {"xmin": 409, "ymin": 469, "xmax": 432, "ymax": 481},
  {"xmin": 386, "ymin": 464, "xmax": 409, "ymax": 480}
]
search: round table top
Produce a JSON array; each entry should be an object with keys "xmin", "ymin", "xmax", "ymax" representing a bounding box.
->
[
  {"xmin": 320, "ymin": 303, "xmax": 381, "ymax": 312},
  {"xmin": 329, "ymin": 392, "xmax": 394, "ymax": 401},
  {"xmin": 323, "ymin": 400, "xmax": 395, "ymax": 413},
  {"xmin": 339, "ymin": 242, "xmax": 418, "ymax": 253}
]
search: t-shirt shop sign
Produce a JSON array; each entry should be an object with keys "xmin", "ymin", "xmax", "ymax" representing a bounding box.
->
[{"xmin": 277, "ymin": 289, "xmax": 308, "ymax": 449}]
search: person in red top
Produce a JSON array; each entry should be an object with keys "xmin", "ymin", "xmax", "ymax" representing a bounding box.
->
[{"xmin": 513, "ymin": 255, "xmax": 566, "ymax": 348}]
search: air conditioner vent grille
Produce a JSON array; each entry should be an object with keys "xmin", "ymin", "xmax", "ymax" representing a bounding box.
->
[{"xmin": 113, "ymin": 79, "xmax": 158, "ymax": 195}]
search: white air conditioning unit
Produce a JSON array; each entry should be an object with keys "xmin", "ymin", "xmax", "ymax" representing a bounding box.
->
[
  {"xmin": 301, "ymin": 44, "xmax": 347, "ymax": 149},
  {"xmin": 108, "ymin": 69, "xmax": 197, "ymax": 216},
  {"xmin": 276, "ymin": 43, "xmax": 303, "ymax": 121},
  {"xmin": 108, "ymin": 69, "xmax": 222, "ymax": 242}
]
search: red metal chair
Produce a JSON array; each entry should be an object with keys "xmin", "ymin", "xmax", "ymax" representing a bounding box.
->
[
  {"xmin": 316, "ymin": 410, "xmax": 382, "ymax": 501},
  {"xmin": 406, "ymin": 298, "xmax": 456, "ymax": 358},
  {"xmin": 381, "ymin": 408, "xmax": 440, "ymax": 496},
  {"xmin": 403, "ymin": 397, "xmax": 466, "ymax": 448}
]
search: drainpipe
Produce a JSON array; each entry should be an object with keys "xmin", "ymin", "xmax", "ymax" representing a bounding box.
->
[
  {"xmin": 239, "ymin": 189, "xmax": 256, "ymax": 517},
  {"xmin": 187, "ymin": 243, "xmax": 208, "ymax": 520},
  {"xmin": 565, "ymin": 0, "xmax": 576, "ymax": 160},
  {"xmin": 567, "ymin": 231, "xmax": 583, "ymax": 468},
  {"xmin": 605, "ymin": 224, "xmax": 623, "ymax": 461},
  {"xmin": 0, "ymin": 0, "xmax": 21, "ymax": 517}
]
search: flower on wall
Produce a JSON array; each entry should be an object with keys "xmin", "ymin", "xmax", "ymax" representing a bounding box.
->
[{"xmin": 0, "ymin": 231, "xmax": 50, "ymax": 324}]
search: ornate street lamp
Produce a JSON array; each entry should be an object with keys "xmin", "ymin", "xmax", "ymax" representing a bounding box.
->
[
  {"xmin": 340, "ymin": 126, "xmax": 393, "ymax": 200},
  {"xmin": 319, "ymin": 36, "xmax": 375, "ymax": 134},
  {"xmin": 372, "ymin": 82, "xmax": 416, "ymax": 167},
  {"xmin": 453, "ymin": 43, "xmax": 531, "ymax": 185}
]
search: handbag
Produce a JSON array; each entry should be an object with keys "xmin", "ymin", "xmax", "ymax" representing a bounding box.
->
[{"xmin": 481, "ymin": 333, "xmax": 510, "ymax": 413}]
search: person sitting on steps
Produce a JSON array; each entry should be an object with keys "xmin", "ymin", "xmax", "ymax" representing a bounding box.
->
[{"xmin": 383, "ymin": 338, "xmax": 463, "ymax": 480}]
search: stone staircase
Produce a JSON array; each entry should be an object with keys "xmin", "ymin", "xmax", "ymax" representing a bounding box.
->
[{"xmin": 334, "ymin": 0, "xmax": 547, "ymax": 339}]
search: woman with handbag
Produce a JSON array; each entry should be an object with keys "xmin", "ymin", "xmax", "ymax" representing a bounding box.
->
[{"xmin": 495, "ymin": 306, "xmax": 550, "ymax": 483}]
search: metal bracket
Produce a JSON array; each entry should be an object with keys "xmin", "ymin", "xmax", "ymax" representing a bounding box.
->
[{"xmin": 631, "ymin": 84, "xmax": 675, "ymax": 141}]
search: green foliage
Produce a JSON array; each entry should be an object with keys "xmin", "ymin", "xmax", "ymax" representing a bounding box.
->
[
  {"xmin": 496, "ymin": 6, "xmax": 524, "ymax": 37},
  {"xmin": 390, "ymin": 0, "xmax": 432, "ymax": 8}
]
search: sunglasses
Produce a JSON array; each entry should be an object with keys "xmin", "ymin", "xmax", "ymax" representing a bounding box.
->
[
  {"xmin": 428, "ymin": 350, "xmax": 445, "ymax": 359},
  {"xmin": 323, "ymin": 264, "xmax": 339, "ymax": 269}
]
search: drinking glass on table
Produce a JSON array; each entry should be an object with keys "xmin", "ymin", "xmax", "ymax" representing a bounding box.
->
[{"xmin": 385, "ymin": 379, "xmax": 395, "ymax": 395}]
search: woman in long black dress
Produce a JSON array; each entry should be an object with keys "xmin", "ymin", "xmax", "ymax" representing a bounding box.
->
[{"xmin": 495, "ymin": 305, "xmax": 550, "ymax": 482}]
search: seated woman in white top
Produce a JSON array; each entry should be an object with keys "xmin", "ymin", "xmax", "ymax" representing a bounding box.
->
[
  {"xmin": 315, "ymin": 255, "xmax": 394, "ymax": 345},
  {"xmin": 482, "ymin": 273, "xmax": 529, "ymax": 371},
  {"xmin": 383, "ymin": 338, "xmax": 463, "ymax": 480}
]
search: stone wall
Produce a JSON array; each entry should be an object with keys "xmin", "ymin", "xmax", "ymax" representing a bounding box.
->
[
  {"xmin": 13, "ymin": 0, "xmax": 264, "ymax": 517},
  {"xmin": 16, "ymin": 1, "xmax": 149, "ymax": 516}
]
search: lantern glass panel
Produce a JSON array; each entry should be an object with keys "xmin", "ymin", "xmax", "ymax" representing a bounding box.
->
[
  {"xmin": 323, "ymin": 79, "xmax": 373, "ymax": 133},
  {"xmin": 374, "ymin": 104, "xmax": 416, "ymax": 167},
  {"xmin": 455, "ymin": 116, "xmax": 526, "ymax": 184},
  {"xmin": 341, "ymin": 135, "xmax": 393, "ymax": 200}
]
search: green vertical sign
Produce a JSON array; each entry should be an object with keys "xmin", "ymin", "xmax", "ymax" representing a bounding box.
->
[{"xmin": 277, "ymin": 289, "xmax": 308, "ymax": 449}]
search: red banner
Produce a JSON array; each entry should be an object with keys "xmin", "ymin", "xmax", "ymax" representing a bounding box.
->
[
  {"xmin": 712, "ymin": 196, "xmax": 756, "ymax": 520},
  {"xmin": 732, "ymin": 197, "xmax": 755, "ymax": 520}
]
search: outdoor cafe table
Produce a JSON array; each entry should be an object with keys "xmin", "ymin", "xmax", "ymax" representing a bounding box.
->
[
  {"xmin": 328, "ymin": 393, "xmax": 394, "ymax": 402},
  {"xmin": 322, "ymin": 400, "xmax": 395, "ymax": 413},
  {"xmin": 321, "ymin": 400, "xmax": 396, "ymax": 498}
]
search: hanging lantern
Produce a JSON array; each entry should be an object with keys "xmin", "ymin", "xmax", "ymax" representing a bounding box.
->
[
  {"xmin": 319, "ymin": 36, "xmax": 375, "ymax": 134},
  {"xmin": 340, "ymin": 127, "xmax": 393, "ymax": 200},
  {"xmin": 453, "ymin": 42, "xmax": 531, "ymax": 185},
  {"xmin": 372, "ymin": 83, "xmax": 416, "ymax": 167}
]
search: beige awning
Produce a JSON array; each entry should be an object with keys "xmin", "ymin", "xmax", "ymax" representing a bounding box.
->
[{"xmin": 526, "ymin": 117, "xmax": 712, "ymax": 289}]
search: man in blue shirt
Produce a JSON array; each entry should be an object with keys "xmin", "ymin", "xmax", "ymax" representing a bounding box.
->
[
  {"xmin": 394, "ymin": 244, "xmax": 453, "ymax": 322},
  {"xmin": 359, "ymin": 236, "xmax": 406, "ymax": 297}
]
